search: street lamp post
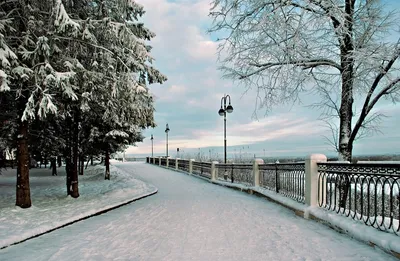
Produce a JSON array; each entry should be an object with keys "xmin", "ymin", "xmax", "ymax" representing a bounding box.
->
[
  {"xmin": 151, "ymin": 134, "xmax": 154, "ymax": 157},
  {"xmin": 218, "ymin": 95, "xmax": 234, "ymax": 164},
  {"xmin": 165, "ymin": 123, "xmax": 170, "ymax": 158}
]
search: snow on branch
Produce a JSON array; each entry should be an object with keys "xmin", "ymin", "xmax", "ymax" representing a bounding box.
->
[
  {"xmin": 54, "ymin": 0, "xmax": 80, "ymax": 35},
  {"xmin": 0, "ymin": 69, "xmax": 9, "ymax": 91},
  {"xmin": 21, "ymin": 92, "xmax": 37, "ymax": 121},
  {"xmin": 240, "ymin": 59, "xmax": 342, "ymax": 79},
  {"xmin": 106, "ymin": 130, "xmax": 129, "ymax": 138},
  {"xmin": 0, "ymin": 33, "xmax": 18, "ymax": 68},
  {"xmin": 38, "ymin": 93, "xmax": 58, "ymax": 118}
]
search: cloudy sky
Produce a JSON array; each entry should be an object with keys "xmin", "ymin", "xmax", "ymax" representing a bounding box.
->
[{"xmin": 125, "ymin": 0, "xmax": 400, "ymax": 159}]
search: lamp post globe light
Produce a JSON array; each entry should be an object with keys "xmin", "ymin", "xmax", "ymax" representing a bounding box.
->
[
  {"xmin": 218, "ymin": 95, "xmax": 233, "ymax": 164},
  {"xmin": 151, "ymin": 134, "xmax": 154, "ymax": 157},
  {"xmin": 165, "ymin": 123, "xmax": 170, "ymax": 158}
]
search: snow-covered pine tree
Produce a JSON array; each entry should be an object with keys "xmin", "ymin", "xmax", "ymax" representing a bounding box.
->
[
  {"xmin": 0, "ymin": 0, "xmax": 86, "ymax": 206},
  {"xmin": 61, "ymin": 0, "xmax": 166, "ymax": 180}
]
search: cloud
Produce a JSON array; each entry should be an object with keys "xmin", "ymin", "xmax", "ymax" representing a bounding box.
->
[
  {"xmin": 138, "ymin": 0, "xmax": 216, "ymax": 63},
  {"xmin": 129, "ymin": 0, "xmax": 400, "ymax": 158},
  {"xmin": 125, "ymin": 113, "xmax": 326, "ymax": 156},
  {"xmin": 153, "ymin": 84, "xmax": 187, "ymax": 102}
]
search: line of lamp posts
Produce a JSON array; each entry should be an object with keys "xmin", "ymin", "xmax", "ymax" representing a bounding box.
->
[{"xmin": 150, "ymin": 94, "xmax": 233, "ymax": 164}]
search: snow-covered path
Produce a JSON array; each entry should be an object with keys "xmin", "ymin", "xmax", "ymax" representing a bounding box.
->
[{"xmin": 1, "ymin": 162, "xmax": 395, "ymax": 261}]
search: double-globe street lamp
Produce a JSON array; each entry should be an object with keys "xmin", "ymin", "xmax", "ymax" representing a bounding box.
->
[
  {"xmin": 218, "ymin": 95, "xmax": 233, "ymax": 164},
  {"xmin": 165, "ymin": 123, "xmax": 170, "ymax": 158}
]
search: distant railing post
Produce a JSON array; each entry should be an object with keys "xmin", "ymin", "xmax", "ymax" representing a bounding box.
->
[
  {"xmin": 175, "ymin": 158, "xmax": 179, "ymax": 170},
  {"xmin": 253, "ymin": 158, "xmax": 264, "ymax": 187},
  {"xmin": 189, "ymin": 159, "xmax": 195, "ymax": 174},
  {"xmin": 211, "ymin": 161, "xmax": 219, "ymax": 181},
  {"xmin": 305, "ymin": 154, "xmax": 327, "ymax": 207},
  {"xmin": 159, "ymin": 157, "xmax": 162, "ymax": 166},
  {"xmin": 152, "ymin": 157, "xmax": 155, "ymax": 164},
  {"xmin": 166, "ymin": 158, "xmax": 169, "ymax": 168}
]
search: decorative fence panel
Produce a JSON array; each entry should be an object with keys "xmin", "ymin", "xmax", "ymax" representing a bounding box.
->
[
  {"xmin": 215, "ymin": 163, "xmax": 253, "ymax": 186},
  {"xmin": 192, "ymin": 162, "xmax": 212, "ymax": 178},
  {"xmin": 318, "ymin": 162, "xmax": 400, "ymax": 235},
  {"xmin": 169, "ymin": 158, "xmax": 176, "ymax": 167},
  {"xmin": 160, "ymin": 158, "xmax": 167, "ymax": 167},
  {"xmin": 259, "ymin": 163, "xmax": 305, "ymax": 203},
  {"xmin": 155, "ymin": 157, "xmax": 160, "ymax": 165},
  {"xmin": 178, "ymin": 159, "xmax": 190, "ymax": 172}
]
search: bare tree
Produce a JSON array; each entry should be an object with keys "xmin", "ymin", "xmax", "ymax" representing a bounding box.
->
[{"xmin": 209, "ymin": 0, "xmax": 400, "ymax": 164}]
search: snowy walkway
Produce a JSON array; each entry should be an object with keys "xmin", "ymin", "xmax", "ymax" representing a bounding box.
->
[{"xmin": 1, "ymin": 162, "xmax": 396, "ymax": 261}]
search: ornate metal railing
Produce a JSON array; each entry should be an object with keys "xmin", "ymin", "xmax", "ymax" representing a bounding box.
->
[
  {"xmin": 169, "ymin": 158, "xmax": 176, "ymax": 167},
  {"xmin": 154, "ymin": 157, "xmax": 159, "ymax": 165},
  {"xmin": 192, "ymin": 162, "xmax": 212, "ymax": 178},
  {"xmin": 318, "ymin": 162, "xmax": 400, "ymax": 236},
  {"xmin": 160, "ymin": 158, "xmax": 167, "ymax": 166},
  {"xmin": 215, "ymin": 163, "xmax": 253, "ymax": 186},
  {"xmin": 178, "ymin": 159, "xmax": 190, "ymax": 172},
  {"xmin": 259, "ymin": 163, "xmax": 305, "ymax": 203}
]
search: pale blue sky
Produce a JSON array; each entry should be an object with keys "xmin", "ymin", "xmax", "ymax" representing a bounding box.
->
[{"xmin": 125, "ymin": 0, "xmax": 400, "ymax": 158}]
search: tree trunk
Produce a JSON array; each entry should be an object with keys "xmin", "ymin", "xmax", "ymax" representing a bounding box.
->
[
  {"xmin": 65, "ymin": 152, "xmax": 72, "ymax": 196},
  {"xmin": 51, "ymin": 157, "xmax": 57, "ymax": 176},
  {"xmin": 337, "ymin": 0, "xmax": 355, "ymax": 208},
  {"xmin": 105, "ymin": 148, "xmax": 110, "ymax": 180},
  {"xmin": 78, "ymin": 155, "xmax": 81, "ymax": 175},
  {"xmin": 65, "ymin": 122, "xmax": 72, "ymax": 196},
  {"xmin": 57, "ymin": 156, "xmax": 62, "ymax": 167},
  {"xmin": 70, "ymin": 113, "xmax": 79, "ymax": 198},
  {"xmin": 337, "ymin": 69, "xmax": 353, "ymax": 209},
  {"xmin": 16, "ymin": 120, "xmax": 31, "ymax": 208},
  {"xmin": 79, "ymin": 155, "xmax": 84, "ymax": 175},
  {"xmin": 90, "ymin": 156, "xmax": 93, "ymax": 166}
]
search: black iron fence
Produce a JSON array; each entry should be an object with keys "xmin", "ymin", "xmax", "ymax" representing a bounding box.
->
[
  {"xmin": 155, "ymin": 157, "xmax": 160, "ymax": 165},
  {"xmin": 178, "ymin": 159, "xmax": 190, "ymax": 172},
  {"xmin": 146, "ymin": 156, "xmax": 399, "ymax": 236},
  {"xmin": 192, "ymin": 162, "xmax": 212, "ymax": 178},
  {"xmin": 124, "ymin": 157, "xmax": 147, "ymax": 162},
  {"xmin": 169, "ymin": 158, "xmax": 176, "ymax": 167},
  {"xmin": 259, "ymin": 163, "xmax": 305, "ymax": 203},
  {"xmin": 215, "ymin": 163, "xmax": 253, "ymax": 186},
  {"xmin": 318, "ymin": 162, "xmax": 400, "ymax": 236},
  {"xmin": 160, "ymin": 158, "xmax": 167, "ymax": 167}
]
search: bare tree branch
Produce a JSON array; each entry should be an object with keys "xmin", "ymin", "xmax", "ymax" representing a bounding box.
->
[{"xmin": 349, "ymin": 45, "xmax": 400, "ymax": 145}]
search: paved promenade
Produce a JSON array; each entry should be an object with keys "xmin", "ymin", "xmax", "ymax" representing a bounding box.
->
[{"xmin": 1, "ymin": 163, "xmax": 395, "ymax": 261}]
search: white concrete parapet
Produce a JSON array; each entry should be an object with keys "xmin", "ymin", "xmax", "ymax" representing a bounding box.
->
[
  {"xmin": 253, "ymin": 158, "xmax": 264, "ymax": 187},
  {"xmin": 189, "ymin": 159, "xmax": 195, "ymax": 175},
  {"xmin": 305, "ymin": 154, "xmax": 327, "ymax": 208},
  {"xmin": 211, "ymin": 161, "xmax": 219, "ymax": 181}
]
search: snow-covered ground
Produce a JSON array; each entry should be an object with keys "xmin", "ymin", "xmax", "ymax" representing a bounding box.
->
[
  {"xmin": 0, "ymin": 161, "xmax": 157, "ymax": 249},
  {"xmin": 1, "ymin": 162, "xmax": 396, "ymax": 260}
]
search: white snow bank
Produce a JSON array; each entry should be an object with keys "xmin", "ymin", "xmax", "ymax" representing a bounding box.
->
[
  {"xmin": 307, "ymin": 207, "xmax": 400, "ymax": 254},
  {"xmin": 0, "ymin": 163, "xmax": 157, "ymax": 249}
]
